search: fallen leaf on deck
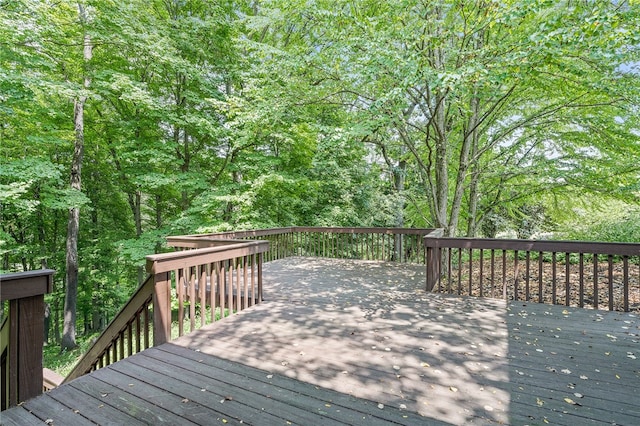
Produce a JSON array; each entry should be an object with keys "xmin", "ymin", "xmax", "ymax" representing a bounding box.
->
[
  {"xmin": 564, "ymin": 397, "xmax": 582, "ymax": 406},
  {"xmin": 449, "ymin": 386, "xmax": 458, "ymax": 392},
  {"xmin": 536, "ymin": 398, "xmax": 544, "ymax": 406}
]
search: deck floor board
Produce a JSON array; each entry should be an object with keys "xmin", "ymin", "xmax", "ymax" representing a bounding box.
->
[{"xmin": 2, "ymin": 257, "xmax": 638, "ymax": 425}]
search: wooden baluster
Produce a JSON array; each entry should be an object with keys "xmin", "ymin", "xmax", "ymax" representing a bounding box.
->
[
  {"xmin": 579, "ymin": 253, "xmax": 585, "ymax": 308},
  {"xmin": 228, "ymin": 260, "xmax": 233, "ymax": 315},
  {"xmin": 458, "ymin": 249, "xmax": 463, "ymax": 295},
  {"xmin": 177, "ymin": 269, "xmax": 184, "ymax": 337},
  {"xmin": 208, "ymin": 262, "xmax": 218, "ymax": 322},
  {"xmin": 538, "ymin": 252, "xmax": 543, "ymax": 304},
  {"xmin": 525, "ymin": 251, "xmax": 531, "ymax": 301},
  {"xmin": 551, "ymin": 252, "xmax": 557, "ymax": 305},
  {"xmin": 258, "ymin": 252, "xmax": 264, "ymax": 302},
  {"xmin": 119, "ymin": 331, "xmax": 125, "ymax": 361},
  {"xmin": 199, "ymin": 264, "xmax": 206, "ymax": 327},
  {"xmin": 468, "ymin": 248, "xmax": 473, "ymax": 296},
  {"xmin": 135, "ymin": 309, "xmax": 141, "ymax": 353},
  {"xmin": 220, "ymin": 261, "xmax": 226, "ymax": 318},
  {"xmin": 608, "ymin": 255, "xmax": 614, "ymax": 311},
  {"xmin": 188, "ymin": 266, "xmax": 196, "ymax": 332},
  {"xmin": 127, "ymin": 321, "xmax": 133, "ymax": 357},
  {"xmin": 593, "ymin": 254, "xmax": 599, "ymax": 309},
  {"xmin": 243, "ymin": 256, "xmax": 249, "ymax": 310},
  {"xmin": 250, "ymin": 254, "xmax": 256, "ymax": 306},
  {"xmin": 479, "ymin": 249, "xmax": 484, "ymax": 297},
  {"xmin": 490, "ymin": 250, "xmax": 495, "ymax": 298},
  {"xmin": 502, "ymin": 250, "xmax": 507, "ymax": 300},
  {"xmin": 565, "ymin": 253, "xmax": 571, "ymax": 307},
  {"xmin": 447, "ymin": 247, "xmax": 452, "ymax": 293},
  {"xmin": 212, "ymin": 261, "xmax": 220, "ymax": 320},
  {"xmin": 623, "ymin": 256, "xmax": 629, "ymax": 312},
  {"xmin": 235, "ymin": 257, "xmax": 241, "ymax": 311},
  {"xmin": 513, "ymin": 250, "xmax": 519, "ymax": 301},
  {"xmin": 143, "ymin": 302, "xmax": 150, "ymax": 349}
]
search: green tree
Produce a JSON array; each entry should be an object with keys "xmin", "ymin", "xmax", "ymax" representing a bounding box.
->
[{"xmin": 252, "ymin": 0, "xmax": 640, "ymax": 236}]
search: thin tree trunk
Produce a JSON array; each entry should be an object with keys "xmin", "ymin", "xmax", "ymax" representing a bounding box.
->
[
  {"xmin": 62, "ymin": 3, "xmax": 92, "ymax": 350},
  {"xmin": 466, "ymin": 124, "xmax": 481, "ymax": 237},
  {"xmin": 449, "ymin": 94, "xmax": 480, "ymax": 236},
  {"xmin": 433, "ymin": 91, "xmax": 449, "ymax": 233}
]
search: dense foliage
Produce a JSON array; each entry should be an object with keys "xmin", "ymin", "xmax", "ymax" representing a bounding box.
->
[{"xmin": 1, "ymin": 0, "xmax": 638, "ymax": 346}]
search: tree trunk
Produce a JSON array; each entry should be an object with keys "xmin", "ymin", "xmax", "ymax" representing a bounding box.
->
[
  {"xmin": 62, "ymin": 3, "xmax": 92, "ymax": 351},
  {"xmin": 466, "ymin": 120, "xmax": 481, "ymax": 237},
  {"xmin": 449, "ymin": 94, "xmax": 480, "ymax": 236},
  {"xmin": 433, "ymin": 90, "xmax": 449, "ymax": 233},
  {"xmin": 393, "ymin": 159, "xmax": 406, "ymax": 261}
]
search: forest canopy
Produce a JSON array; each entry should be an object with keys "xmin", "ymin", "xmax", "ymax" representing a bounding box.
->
[{"xmin": 1, "ymin": 0, "xmax": 639, "ymax": 345}]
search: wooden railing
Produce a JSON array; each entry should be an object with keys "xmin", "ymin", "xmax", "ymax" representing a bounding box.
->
[
  {"xmin": 168, "ymin": 226, "xmax": 434, "ymax": 264},
  {"xmin": 424, "ymin": 234, "xmax": 640, "ymax": 312},
  {"xmin": 64, "ymin": 275, "xmax": 154, "ymax": 383},
  {"xmin": 1, "ymin": 269, "xmax": 54, "ymax": 410},
  {"xmin": 64, "ymin": 225, "xmax": 638, "ymax": 389},
  {"xmin": 147, "ymin": 240, "xmax": 268, "ymax": 345},
  {"xmin": 64, "ymin": 239, "xmax": 268, "ymax": 383}
]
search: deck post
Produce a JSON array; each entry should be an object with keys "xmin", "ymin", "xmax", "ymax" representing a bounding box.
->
[
  {"xmin": 1, "ymin": 269, "xmax": 54, "ymax": 410},
  {"xmin": 424, "ymin": 229, "xmax": 444, "ymax": 291},
  {"xmin": 152, "ymin": 272, "xmax": 172, "ymax": 346}
]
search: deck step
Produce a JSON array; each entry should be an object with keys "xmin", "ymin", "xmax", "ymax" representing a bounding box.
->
[{"xmin": 43, "ymin": 368, "xmax": 64, "ymax": 391}]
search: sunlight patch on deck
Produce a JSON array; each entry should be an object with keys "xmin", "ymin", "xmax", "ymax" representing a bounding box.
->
[{"xmin": 176, "ymin": 257, "xmax": 513, "ymax": 424}]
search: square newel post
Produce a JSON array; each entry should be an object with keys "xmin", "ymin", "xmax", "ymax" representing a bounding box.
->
[
  {"xmin": 152, "ymin": 272, "xmax": 172, "ymax": 346},
  {"xmin": 1, "ymin": 269, "xmax": 54, "ymax": 409},
  {"xmin": 146, "ymin": 255, "xmax": 173, "ymax": 347},
  {"xmin": 424, "ymin": 229, "xmax": 444, "ymax": 292}
]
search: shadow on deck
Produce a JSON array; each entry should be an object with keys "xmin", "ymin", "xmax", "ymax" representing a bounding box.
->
[{"xmin": 2, "ymin": 258, "xmax": 639, "ymax": 425}]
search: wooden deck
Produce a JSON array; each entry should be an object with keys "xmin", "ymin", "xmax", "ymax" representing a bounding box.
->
[{"xmin": 2, "ymin": 257, "xmax": 639, "ymax": 425}]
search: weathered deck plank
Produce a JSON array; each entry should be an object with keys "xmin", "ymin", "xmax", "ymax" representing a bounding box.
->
[
  {"xmin": 2, "ymin": 257, "xmax": 638, "ymax": 425},
  {"xmin": 171, "ymin": 258, "xmax": 639, "ymax": 425}
]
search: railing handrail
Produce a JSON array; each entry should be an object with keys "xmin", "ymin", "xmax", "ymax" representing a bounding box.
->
[
  {"xmin": 166, "ymin": 237, "xmax": 253, "ymax": 249},
  {"xmin": 63, "ymin": 275, "xmax": 155, "ymax": 383},
  {"xmin": 170, "ymin": 226, "xmax": 436, "ymax": 240},
  {"xmin": 1, "ymin": 269, "xmax": 55, "ymax": 301},
  {"xmin": 171, "ymin": 227, "xmax": 295, "ymax": 239},
  {"xmin": 426, "ymin": 236, "xmax": 640, "ymax": 256},
  {"xmin": 146, "ymin": 240, "xmax": 270, "ymax": 274}
]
